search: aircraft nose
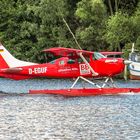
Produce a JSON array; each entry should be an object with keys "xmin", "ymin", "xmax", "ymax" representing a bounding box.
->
[{"xmin": 124, "ymin": 60, "xmax": 132, "ymax": 65}]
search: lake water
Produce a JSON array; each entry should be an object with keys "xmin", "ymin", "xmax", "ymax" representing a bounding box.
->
[{"xmin": 0, "ymin": 78, "xmax": 140, "ymax": 140}]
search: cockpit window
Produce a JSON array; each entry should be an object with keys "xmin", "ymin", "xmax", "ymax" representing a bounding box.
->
[
  {"xmin": 93, "ymin": 52, "xmax": 106, "ymax": 60},
  {"xmin": 67, "ymin": 59, "xmax": 75, "ymax": 64},
  {"xmin": 49, "ymin": 60, "xmax": 56, "ymax": 64}
]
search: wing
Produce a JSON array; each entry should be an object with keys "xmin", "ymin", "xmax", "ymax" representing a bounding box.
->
[
  {"xmin": 43, "ymin": 47, "xmax": 94, "ymax": 58},
  {"xmin": 101, "ymin": 52, "xmax": 123, "ymax": 56},
  {"xmin": 43, "ymin": 47, "xmax": 123, "ymax": 56}
]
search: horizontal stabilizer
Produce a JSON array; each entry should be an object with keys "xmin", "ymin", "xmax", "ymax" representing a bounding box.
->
[{"xmin": 1, "ymin": 67, "xmax": 23, "ymax": 73}]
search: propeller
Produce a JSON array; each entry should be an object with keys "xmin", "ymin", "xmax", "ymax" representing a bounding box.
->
[
  {"xmin": 123, "ymin": 43, "xmax": 135, "ymax": 80},
  {"xmin": 123, "ymin": 60, "xmax": 132, "ymax": 80}
]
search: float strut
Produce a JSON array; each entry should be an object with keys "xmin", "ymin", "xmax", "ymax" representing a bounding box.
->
[
  {"xmin": 71, "ymin": 76, "xmax": 101, "ymax": 89},
  {"xmin": 102, "ymin": 77, "xmax": 117, "ymax": 88}
]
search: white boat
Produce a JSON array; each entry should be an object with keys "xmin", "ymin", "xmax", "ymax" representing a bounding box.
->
[{"xmin": 129, "ymin": 52, "xmax": 140, "ymax": 80}]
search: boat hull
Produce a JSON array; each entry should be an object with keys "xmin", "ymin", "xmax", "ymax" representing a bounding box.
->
[
  {"xmin": 129, "ymin": 62, "xmax": 140, "ymax": 80},
  {"xmin": 29, "ymin": 88, "xmax": 140, "ymax": 97},
  {"xmin": 130, "ymin": 74, "xmax": 140, "ymax": 80}
]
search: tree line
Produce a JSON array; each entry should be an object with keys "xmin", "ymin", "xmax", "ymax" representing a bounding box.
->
[{"xmin": 0, "ymin": 0, "xmax": 140, "ymax": 62}]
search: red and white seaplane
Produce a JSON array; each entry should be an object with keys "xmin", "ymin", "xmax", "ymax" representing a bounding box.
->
[
  {"xmin": 0, "ymin": 43, "xmax": 124, "ymax": 80},
  {"xmin": 0, "ymin": 43, "xmax": 140, "ymax": 96}
]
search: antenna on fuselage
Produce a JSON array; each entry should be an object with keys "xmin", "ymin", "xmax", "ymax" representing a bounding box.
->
[{"xmin": 131, "ymin": 43, "xmax": 135, "ymax": 53}]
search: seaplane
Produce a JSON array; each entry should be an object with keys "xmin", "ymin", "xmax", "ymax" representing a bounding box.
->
[
  {"xmin": 1, "ymin": 17, "xmax": 140, "ymax": 96},
  {"xmin": 0, "ymin": 43, "xmax": 125, "ymax": 80},
  {"xmin": 0, "ymin": 43, "xmax": 125, "ymax": 81},
  {"xmin": 0, "ymin": 42, "xmax": 140, "ymax": 96}
]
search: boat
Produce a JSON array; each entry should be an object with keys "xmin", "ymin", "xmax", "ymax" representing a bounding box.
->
[{"xmin": 129, "ymin": 45, "xmax": 140, "ymax": 80}]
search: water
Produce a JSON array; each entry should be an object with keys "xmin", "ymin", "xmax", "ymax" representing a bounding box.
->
[{"xmin": 0, "ymin": 78, "xmax": 140, "ymax": 140}]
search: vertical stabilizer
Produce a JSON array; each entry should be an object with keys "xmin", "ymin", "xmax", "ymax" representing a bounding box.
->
[{"xmin": 0, "ymin": 43, "xmax": 37, "ymax": 68}]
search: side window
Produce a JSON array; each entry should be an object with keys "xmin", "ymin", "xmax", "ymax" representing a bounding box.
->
[
  {"xmin": 135, "ymin": 54, "xmax": 140, "ymax": 62},
  {"xmin": 67, "ymin": 59, "xmax": 75, "ymax": 64},
  {"xmin": 59, "ymin": 60, "xmax": 65, "ymax": 65},
  {"xmin": 78, "ymin": 57, "xmax": 90, "ymax": 63},
  {"xmin": 49, "ymin": 60, "xmax": 56, "ymax": 64},
  {"xmin": 93, "ymin": 52, "xmax": 106, "ymax": 60}
]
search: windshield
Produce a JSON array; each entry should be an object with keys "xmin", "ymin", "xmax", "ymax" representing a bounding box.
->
[
  {"xmin": 49, "ymin": 60, "xmax": 56, "ymax": 64},
  {"xmin": 93, "ymin": 52, "xmax": 106, "ymax": 60},
  {"xmin": 129, "ymin": 53, "xmax": 140, "ymax": 62}
]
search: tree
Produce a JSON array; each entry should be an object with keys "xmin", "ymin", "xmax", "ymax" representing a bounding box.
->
[
  {"xmin": 132, "ymin": 2, "xmax": 140, "ymax": 48},
  {"xmin": 104, "ymin": 12, "xmax": 134, "ymax": 51},
  {"xmin": 0, "ymin": 0, "xmax": 41, "ymax": 61},
  {"xmin": 0, "ymin": 0, "xmax": 75, "ymax": 62},
  {"xmin": 0, "ymin": 0, "xmax": 140, "ymax": 62},
  {"xmin": 104, "ymin": 0, "xmax": 139, "ymax": 15},
  {"xmin": 75, "ymin": 0, "xmax": 108, "ymax": 51}
]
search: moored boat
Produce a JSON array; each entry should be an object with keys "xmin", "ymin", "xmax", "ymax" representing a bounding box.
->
[{"xmin": 129, "ymin": 49, "xmax": 140, "ymax": 80}]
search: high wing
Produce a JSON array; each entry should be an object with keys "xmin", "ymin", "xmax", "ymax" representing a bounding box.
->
[
  {"xmin": 43, "ymin": 47, "xmax": 94, "ymax": 58},
  {"xmin": 101, "ymin": 52, "xmax": 123, "ymax": 56},
  {"xmin": 43, "ymin": 47, "xmax": 123, "ymax": 58}
]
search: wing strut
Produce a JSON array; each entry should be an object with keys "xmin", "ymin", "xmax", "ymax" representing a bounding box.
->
[{"xmin": 71, "ymin": 76, "xmax": 101, "ymax": 89}]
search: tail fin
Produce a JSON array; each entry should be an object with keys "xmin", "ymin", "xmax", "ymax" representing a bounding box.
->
[{"xmin": 0, "ymin": 43, "xmax": 37, "ymax": 68}]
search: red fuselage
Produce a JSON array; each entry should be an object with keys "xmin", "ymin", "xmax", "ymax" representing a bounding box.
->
[{"xmin": 0, "ymin": 56, "xmax": 125, "ymax": 80}]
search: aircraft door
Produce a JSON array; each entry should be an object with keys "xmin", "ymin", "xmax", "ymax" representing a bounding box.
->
[
  {"xmin": 67, "ymin": 59, "xmax": 79, "ymax": 76},
  {"xmin": 78, "ymin": 57, "xmax": 91, "ymax": 76},
  {"xmin": 57, "ymin": 58, "xmax": 72, "ymax": 77}
]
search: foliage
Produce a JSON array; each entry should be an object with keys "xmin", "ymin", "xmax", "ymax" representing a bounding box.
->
[
  {"xmin": 75, "ymin": 0, "xmax": 108, "ymax": 51},
  {"xmin": 133, "ymin": 2, "xmax": 140, "ymax": 49},
  {"xmin": 0, "ymin": 0, "xmax": 140, "ymax": 62},
  {"xmin": 104, "ymin": 12, "xmax": 134, "ymax": 51},
  {"xmin": 104, "ymin": 0, "xmax": 139, "ymax": 15}
]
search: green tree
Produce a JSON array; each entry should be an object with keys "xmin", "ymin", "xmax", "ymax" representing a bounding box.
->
[
  {"xmin": 0, "ymin": 0, "xmax": 74, "ymax": 62},
  {"xmin": 132, "ymin": 2, "xmax": 140, "ymax": 48},
  {"xmin": 75, "ymin": 0, "xmax": 107, "ymax": 51},
  {"xmin": 0, "ymin": 0, "xmax": 41, "ymax": 61},
  {"xmin": 104, "ymin": 0, "xmax": 139, "ymax": 15},
  {"xmin": 104, "ymin": 12, "xmax": 134, "ymax": 51},
  {"xmin": 0, "ymin": 0, "xmax": 140, "ymax": 62}
]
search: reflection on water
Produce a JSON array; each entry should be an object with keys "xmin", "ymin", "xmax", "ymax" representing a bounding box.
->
[{"xmin": 0, "ymin": 78, "xmax": 140, "ymax": 139}]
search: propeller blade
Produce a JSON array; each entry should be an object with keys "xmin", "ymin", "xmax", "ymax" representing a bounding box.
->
[
  {"xmin": 123, "ymin": 60, "xmax": 132, "ymax": 81},
  {"xmin": 124, "ymin": 60, "xmax": 132, "ymax": 65},
  {"xmin": 123, "ymin": 64, "xmax": 128, "ymax": 81}
]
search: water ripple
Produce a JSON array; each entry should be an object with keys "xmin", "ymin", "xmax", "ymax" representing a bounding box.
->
[{"xmin": 0, "ymin": 78, "xmax": 140, "ymax": 139}]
